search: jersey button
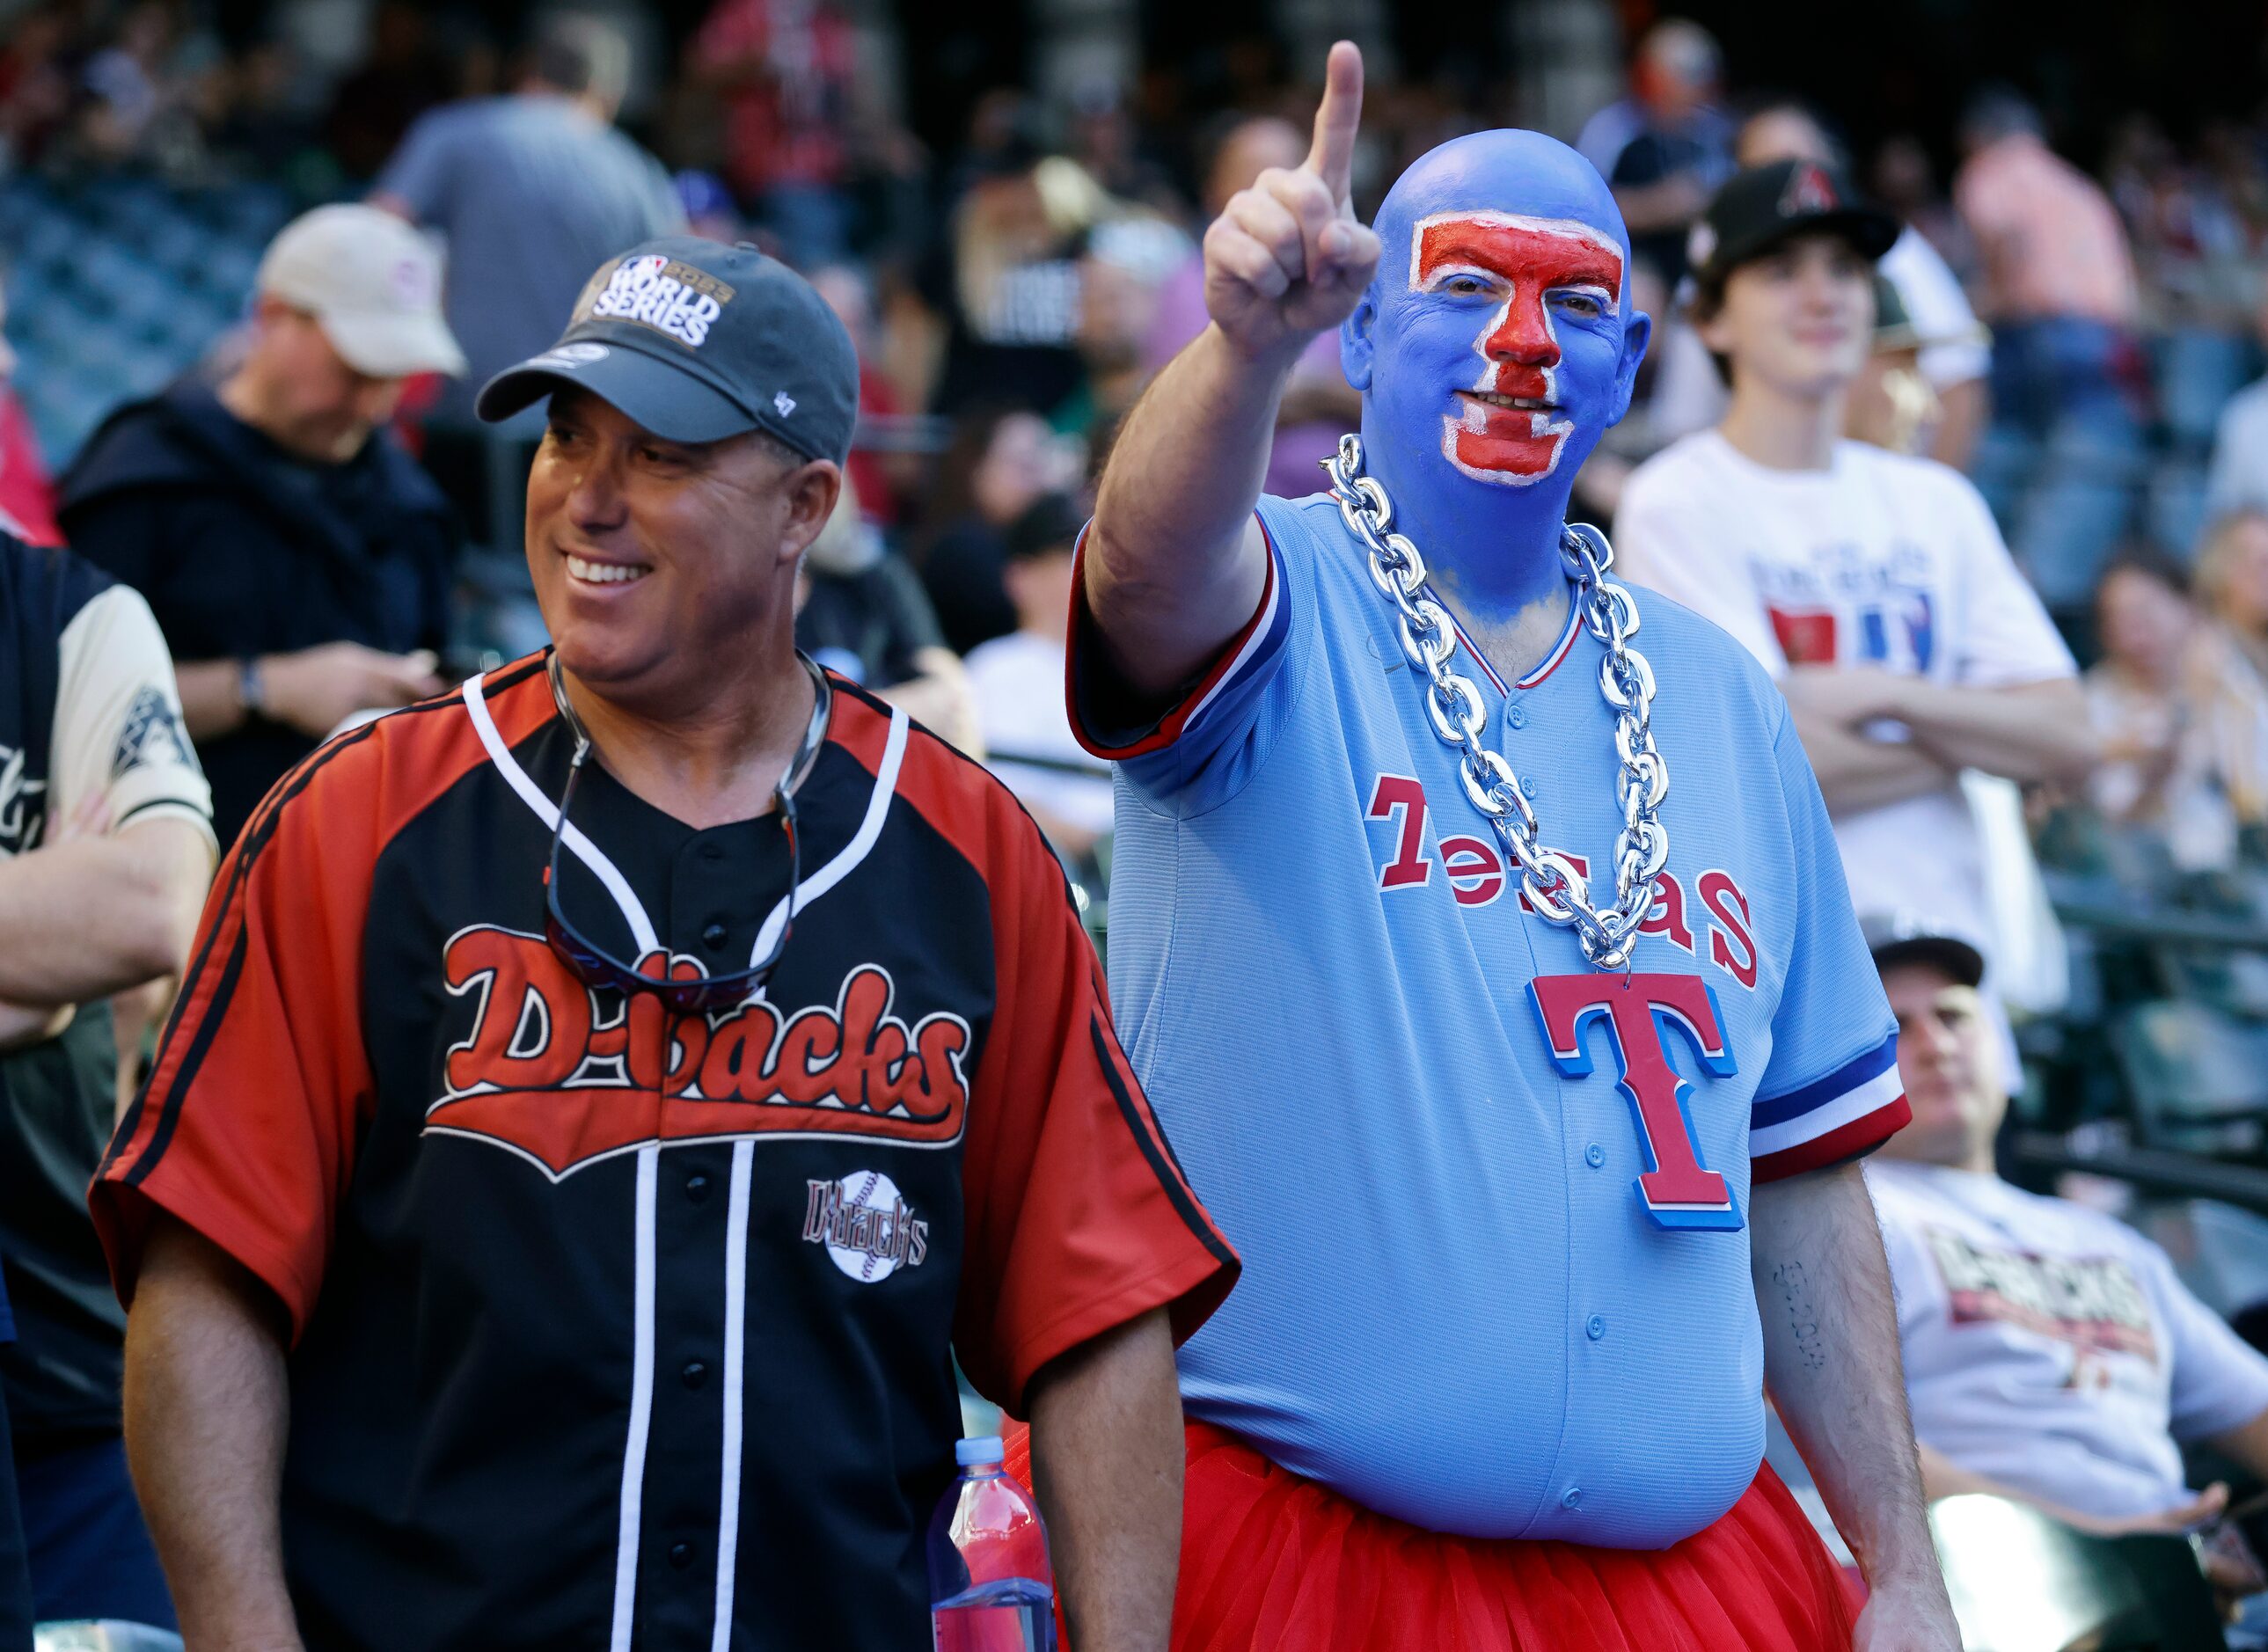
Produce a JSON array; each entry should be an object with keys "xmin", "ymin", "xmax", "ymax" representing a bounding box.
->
[
  {"xmin": 682, "ymin": 1360, "xmax": 708, "ymax": 1389},
  {"xmin": 1585, "ymin": 1314, "xmax": 1606, "ymax": 1341},
  {"xmin": 1584, "ymin": 1144, "xmax": 1605, "ymax": 1169},
  {"xmin": 1561, "ymin": 1487, "xmax": 1582, "ymax": 1510},
  {"xmin": 701, "ymin": 922, "xmax": 730, "ymax": 951},
  {"xmin": 699, "ymin": 842, "xmax": 725, "ymax": 862},
  {"xmin": 685, "ymin": 1174, "xmax": 710, "ymax": 1203},
  {"xmin": 669, "ymin": 1541, "xmax": 694, "ymax": 1569},
  {"xmin": 1506, "ymin": 704, "xmax": 1526, "ymax": 731}
]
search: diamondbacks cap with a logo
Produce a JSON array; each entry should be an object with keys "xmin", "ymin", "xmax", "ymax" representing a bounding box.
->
[
  {"xmin": 1689, "ymin": 159, "xmax": 1900, "ymax": 289},
  {"xmin": 258, "ymin": 204, "xmax": 468, "ymax": 379},
  {"xmin": 476, "ymin": 238, "xmax": 858, "ymax": 465}
]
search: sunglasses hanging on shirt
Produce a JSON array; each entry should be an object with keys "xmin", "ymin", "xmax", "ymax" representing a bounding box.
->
[{"xmin": 540, "ymin": 648, "xmax": 831, "ymax": 1014}]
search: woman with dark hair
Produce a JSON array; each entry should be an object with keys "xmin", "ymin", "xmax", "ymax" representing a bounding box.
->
[
  {"xmin": 2084, "ymin": 548, "xmax": 2197, "ymax": 829},
  {"xmin": 910, "ymin": 404, "xmax": 1073, "ymax": 654},
  {"xmin": 2183, "ymin": 510, "xmax": 2268, "ymax": 834}
]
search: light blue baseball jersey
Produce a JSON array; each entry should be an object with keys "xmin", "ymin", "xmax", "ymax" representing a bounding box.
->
[{"xmin": 1069, "ymin": 491, "xmax": 1910, "ymax": 1548}]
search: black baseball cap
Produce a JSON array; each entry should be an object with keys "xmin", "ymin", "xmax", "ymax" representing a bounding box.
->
[
  {"xmin": 477, "ymin": 237, "xmax": 858, "ymax": 464},
  {"xmin": 1860, "ymin": 911, "xmax": 1986, "ymax": 989},
  {"xmin": 1689, "ymin": 160, "xmax": 1899, "ymax": 289},
  {"xmin": 1003, "ymin": 493, "xmax": 1084, "ymax": 563}
]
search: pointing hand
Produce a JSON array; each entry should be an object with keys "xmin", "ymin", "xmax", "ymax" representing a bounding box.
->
[{"xmin": 1203, "ymin": 40, "xmax": 1385, "ymax": 363}]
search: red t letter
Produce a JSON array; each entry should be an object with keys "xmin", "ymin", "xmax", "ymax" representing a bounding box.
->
[{"xmin": 1529, "ymin": 973, "xmax": 1742, "ymax": 1230}]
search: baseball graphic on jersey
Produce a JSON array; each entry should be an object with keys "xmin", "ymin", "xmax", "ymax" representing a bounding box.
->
[{"xmin": 803, "ymin": 1169, "xmax": 931, "ymax": 1283}]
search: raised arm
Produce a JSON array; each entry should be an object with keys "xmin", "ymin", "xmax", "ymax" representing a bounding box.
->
[{"xmin": 1084, "ymin": 42, "xmax": 1381, "ymax": 698}]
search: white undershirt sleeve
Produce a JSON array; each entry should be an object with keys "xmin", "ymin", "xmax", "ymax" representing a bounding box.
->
[{"xmin": 50, "ymin": 584, "xmax": 216, "ymax": 848}]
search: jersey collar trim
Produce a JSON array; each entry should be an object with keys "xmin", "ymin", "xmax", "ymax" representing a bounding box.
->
[
  {"xmin": 1443, "ymin": 579, "xmax": 1584, "ymax": 698},
  {"xmin": 459, "ymin": 662, "xmax": 911, "ymax": 987}
]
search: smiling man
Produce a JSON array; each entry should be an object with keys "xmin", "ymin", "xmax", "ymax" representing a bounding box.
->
[
  {"xmin": 90, "ymin": 238, "xmax": 1234, "ymax": 1652},
  {"xmin": 1033, "ymin": 43, "xmax": 1959, "ymax": 1652}
]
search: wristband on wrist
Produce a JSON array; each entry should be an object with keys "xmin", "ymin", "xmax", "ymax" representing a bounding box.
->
[{"xmin": 238, "ymin": 655, "xmax": 267, "ymax": 722}]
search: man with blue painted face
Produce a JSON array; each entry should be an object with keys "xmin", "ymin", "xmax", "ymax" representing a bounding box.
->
[{"xmin": 1043, "ymin": 42, "xmax": 1961, "ymax": 1651}]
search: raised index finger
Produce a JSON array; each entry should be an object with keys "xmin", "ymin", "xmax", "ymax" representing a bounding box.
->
[{"xmin": 1303, "ymin": 40, "xmax": 1364, "ymax": 206}]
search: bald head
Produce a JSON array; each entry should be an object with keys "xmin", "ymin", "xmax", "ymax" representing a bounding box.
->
[
  {"xmin": 1372, "ymin": 129, "xmax": 1634, "ymax": 300},
  {"xmin": 1347, "ymin": 128, "xmax": 1649, "ymax": 501}
]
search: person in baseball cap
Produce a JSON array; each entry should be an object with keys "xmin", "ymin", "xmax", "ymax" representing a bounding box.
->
[
  {"xmin": 1686, "ymin": 158, "xmax": 1899, "ymax": 301},
  {"xmin": 257, "ymin": 204, "xmax": 468, "ymax": 381},
  {"xmin": 1860, "ymin": 910, "xmax": 1986, "ymax": 991},
  {"xmin": 1857, "ymin": 910, "xmax": 2268, "ymax": 1583},
  {"xmin": 55, "ymin": 202, "xmax": 471, "ymax": 848},
  {"xmin": 478, "ymin": 236, "xmax": 857, "ymax": 462}
]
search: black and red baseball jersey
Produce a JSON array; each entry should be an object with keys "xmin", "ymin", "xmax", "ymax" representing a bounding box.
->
[{"xmin": 92, "ymin": 652, "xmax": 1236, "ymax": 1651}]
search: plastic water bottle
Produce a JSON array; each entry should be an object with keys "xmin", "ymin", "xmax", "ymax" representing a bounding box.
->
[{"xmin": 928, "ymin": 1435, "xmax": 1057, "ymax": 1652}]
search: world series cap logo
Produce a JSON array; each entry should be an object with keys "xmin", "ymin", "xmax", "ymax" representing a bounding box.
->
[{"xmin": 582, "ymin": 253, "xmax": 737, "ymax": 349}]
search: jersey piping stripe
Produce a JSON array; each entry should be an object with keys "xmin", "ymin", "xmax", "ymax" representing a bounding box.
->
[
  {"xmin": 1750, "ymin": 1063, "xmax": 1907, "ymax": 1158},
  {"xmin": 1750, "ymin": 1029, "xmax": 1901, "ymax": 1130},
  {"xmin": 101, "ymin": 723, "xmax": 369, "ymax": 1181},
  {"xmin": 608, "ymin": 1143, "xmax": 661, "ymax": 1652},
  {"xmin": 107, "ymin": 665, "xmax": 551, "ymax": 1196},
  {"xmin": 710, "ymin": 1140, "xmax": 755, "ymax": 1651},
  {"xmin": 1067, "ymin": 513, "xmax": 1285, "ymax": 760},
  {"xmin": 1442, "ymin": 581, "xmax": 1583, "ymax": 697},
  {"xmin": 110, "ymin": 714, "xmax": 390, "ymax": 1187},
  {"xmin": 1089, "ymin": 1019, "xmax": 1238, "ymax": 1273},
  {"xmin": 465, "ymin": 668, "xmax": 660, "ymax": 956},
  {"xmin": 1753, "ymin": 1093, "xmax": 1912, "ymax": 1183},
  {"xmin": 747, "ymin": 703, "xmax": 908, "ymax": 976}
]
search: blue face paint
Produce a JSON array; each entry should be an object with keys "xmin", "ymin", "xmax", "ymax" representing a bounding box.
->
[{"xmin": 1340, "ymin": 131, "xmax": 1652, "ymax": 627}]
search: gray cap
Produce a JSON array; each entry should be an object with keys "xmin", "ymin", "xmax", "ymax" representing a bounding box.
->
[
  {"xmin": 476, "ymin": 238, "xmax": 858, "ymax": 464},
  {"xmin": 259, "ymin": 204, "xmax": 467, "ymax": 378},
  {"xmin": 1859, "ymin": 911, "xmax": 1986, "ymax": 988}
]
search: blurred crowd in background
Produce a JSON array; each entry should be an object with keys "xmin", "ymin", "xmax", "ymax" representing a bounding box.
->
[
  {"xmin": 8, "ymin": 0, "xmax": 2268, "ymax": 1144},
  {"xmin": 16, "ymin": 0, "xmax": 2268, "ymax": 1635}
]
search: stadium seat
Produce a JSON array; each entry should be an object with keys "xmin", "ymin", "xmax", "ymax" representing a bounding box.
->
[
  {"xmin": 2114, "ymin": 999, "xmax": 2268, "ymax": 1152},
  {"xmin": 1932, "ymin": 1493, "xmax": 2227, "ymax": 1651}
]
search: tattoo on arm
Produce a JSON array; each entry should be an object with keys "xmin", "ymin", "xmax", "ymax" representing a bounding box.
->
[{"xmin": 1772, "ymin": 1260, "xmax": 1828, "ymax": 1372}]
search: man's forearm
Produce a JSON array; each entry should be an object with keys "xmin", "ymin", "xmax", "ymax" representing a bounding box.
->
[
  {"xmin": 1893, "ymin": 677, "xmax": 2097, "ymax": 786},
  {"xmin": 1085, "ymin": 326, "xmax": 1290, "ymax": 696},
  {"xmin": 175, "ymin": 659, "xmax": 250, "ymax": 740},
  {"xmin": 1752, "ymin": 1162, "xmax": 1947, "ymax": 1597},
  {"xmin": 126, "ymin": 1218, "xmax": 303, "ymax": 1650},
  {"xmin": 0, "ymin": 818, "xmax": 211, "ymax": 1004},
  {"xmin": 1791, "ymin": 707, "xmax": 1957, "ymax": 815},
  {"xmin": 1027, "ymin": 1309, "xmax": 1184, "ymax": 1652}
]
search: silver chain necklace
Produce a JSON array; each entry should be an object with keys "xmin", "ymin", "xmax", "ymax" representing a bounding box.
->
[{"xmin": 1326, "ymin": 433, "xmax": 1669, "ymax": 971}]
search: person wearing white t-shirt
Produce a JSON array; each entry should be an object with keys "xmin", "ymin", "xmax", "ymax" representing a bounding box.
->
[
  {"xmin": 1859, "ymin": 914, "xmax": 2268, "ymax": 1563},
  {"xmin": 1615, "ymin": 160, "xmax": 2095, "ymax": 1046},
  {"xmin": 963, "ymin": 493, "xmax": 1115, "ymax": 860}
]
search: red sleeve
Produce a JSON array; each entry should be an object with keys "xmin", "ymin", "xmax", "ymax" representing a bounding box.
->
[
  {"xmin": 91, "ymin": 676, "xmax": 517, "ymax": 1337},
  {"xmin": 953, "ymin": 803, "xmax": 1238, "ymax": 1415},
  {"xmin": 91, "ymin": 736, "xmax": 382, "ymax": 1338}
]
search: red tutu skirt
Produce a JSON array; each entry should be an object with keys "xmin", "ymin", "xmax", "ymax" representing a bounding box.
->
[{"xmin": 1004, "ymin": 1421, "xmax": 1857, "ymax": 1651}]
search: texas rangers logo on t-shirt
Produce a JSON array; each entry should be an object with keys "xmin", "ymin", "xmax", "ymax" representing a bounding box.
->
[{"xmin": 428, "ymin": 925, "xmax": 972, "ymax": 1177}]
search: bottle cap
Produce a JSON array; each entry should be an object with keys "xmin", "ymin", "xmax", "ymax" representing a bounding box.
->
[{"xmin": 955, "ymin": 1435, "xmax": 1005, "ymax": 1467}]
